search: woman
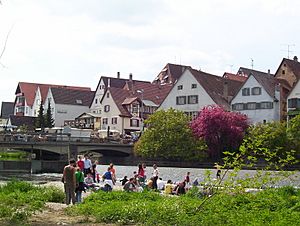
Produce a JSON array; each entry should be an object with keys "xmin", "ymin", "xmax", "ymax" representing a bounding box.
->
[{"xmin": 137, "ymin": 163, "xmax": 145, "ymax": 184}]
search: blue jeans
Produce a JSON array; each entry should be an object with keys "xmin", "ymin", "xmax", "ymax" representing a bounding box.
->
[{"xmin": 76, "ymin": 191, "xmax": 82, "ymax": 203}]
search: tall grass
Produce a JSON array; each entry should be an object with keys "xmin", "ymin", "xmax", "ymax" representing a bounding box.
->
[
  {"xmin": 68, "ymin": 187, "xmax": 300, "ymax": 226},
  {"xmin": 0, "ymin": 180, "xmax": 64, "ymax": 224}
]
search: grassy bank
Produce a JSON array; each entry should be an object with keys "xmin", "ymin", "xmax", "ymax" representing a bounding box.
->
[
  {"xmin": 68, "ymin": 187, "xmax": 300, "ymax": 226},
  {"xmin": 0, "ymin": 180, "xmax": 64, "ymax": 224}
]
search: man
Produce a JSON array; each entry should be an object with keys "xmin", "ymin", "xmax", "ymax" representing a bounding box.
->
[
  {"xmin": 152, "ymin": 164, "xmax": 159, "ymax": 190},
  {"xmin": 123, "ymin": 177, "xmax": 136, "ymax": 192},
  {"xmin": 83, "ymin": 154, "xmax": 92, "ymax": 177},
  {"xmin": 62, "ymin": 159, "xmax": 76, "ymax": 205}
]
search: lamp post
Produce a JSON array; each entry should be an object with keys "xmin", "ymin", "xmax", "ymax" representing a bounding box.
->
[{"xmin": 136, "ymin": 89, "xmax": 144, "ymax": 133}]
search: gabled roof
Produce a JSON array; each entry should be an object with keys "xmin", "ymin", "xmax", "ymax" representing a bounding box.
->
[
  {"xmin": 223, "ymin": 72, "xmax": 248, "ymax": 82},
  {"xmin": 275, "ymin": 57, "xmax": 300, "ymax": 80},
  {"xmin": 190, "ymin": 69, "xmax": 243, "ymax": 108},
  {"xmin": 153, "ymin": 63, "xmax": 191, "ymax": 84},
  {"xmin": 237, "ymin": 67, "xmax": 271, "ymax": 78},
  {"xmin": 50, "ymin": 87, "xmax": 94, "ymax": 106},
  {"xmin": 15, "ymin": 82, "xmax": 91, "ymax": 106},
  {"xmin": 250, "ymin": 71, "xmax": 277, "ymax": 98},
  {"xmin": 104, "ymin": 82, "xmax": 173, "ymax": 118},
  {"xmin": 9, "ymin": 115, "xmax": 36, "ymax": 130},
  {"xmin": 76, "ymin": 112, "xmax": 102, "ymax": 119},
  {"xmin": 1, "ymin": 102, "xmax": 14, "ymax": 119}
]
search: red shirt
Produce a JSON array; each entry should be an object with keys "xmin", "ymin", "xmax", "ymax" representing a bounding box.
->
[{"xmin": 77, "ymin": 160, "xmax": 84, "ymax": 170}]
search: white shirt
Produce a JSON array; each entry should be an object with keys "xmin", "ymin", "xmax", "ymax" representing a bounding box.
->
[
  {"xmin": 153, "ymin": 168, "xmax": 159, "ymax": 177},
  {"xmin": 84, "ymin": 158, "xmax": 92, "ymax": 169}
]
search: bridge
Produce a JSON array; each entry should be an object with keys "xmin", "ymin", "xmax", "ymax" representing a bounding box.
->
[{"xmin": 0, "ymin": 140, "xmax": 134, "ymax": 160}]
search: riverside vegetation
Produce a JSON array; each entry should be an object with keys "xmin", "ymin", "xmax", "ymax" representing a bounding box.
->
[{"xmin": 1, "ymin": 180, "xmax": 300, "ymax": 225}]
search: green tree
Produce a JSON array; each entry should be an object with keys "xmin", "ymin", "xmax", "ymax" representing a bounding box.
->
[
  {"xmin": 44, "ymin": 101, "xmax": 54, "ymax": 128},
  {"xmin": 287, "ymin": 114, "xmax": 300, "ymax": 155},
  {"xmin": 35, "ymin": 102, "xmax": 45, "ymax": 130},
  {"xmin": 134, "ymin": 108, "xmax": 207, "ymax": 161}
]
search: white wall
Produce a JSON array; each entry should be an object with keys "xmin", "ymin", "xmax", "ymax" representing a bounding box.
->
[
  {"xmin": 54, "ymin": 104, "xmax": 90, "ymax": 127},
  {"xmin": 159, "ymin": 70, "xmax": 216, "ymax": 112},
  {"xmin": 90, "ymin": 79, "xmax": 105, "ymax": 114},
  {"xmin": 32, "ymin": 87, "xmax": 42, "ymax": 117},
  {"xmin": 231, "ymin": 75, "xmax": 279, "ymax": 123}
]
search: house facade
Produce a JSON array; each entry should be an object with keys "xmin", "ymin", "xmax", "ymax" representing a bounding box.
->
[
  {"xmin": 231, "ymin": 71, "xmax": 280, "ymax": 124},
  {"xmin": 44, "ymin": 87, "xmax": 94, "ymax": 127},
  {"xmin": 274, "ymin": 57, "xmax": 300, "ymax": 120},
  {"xmin": 287, "ymin": 79, "xmax": 300, "ymax": 119},
  {"xmin": 159, "ymin": 68, "xmax": 242, "ymax": 118}
]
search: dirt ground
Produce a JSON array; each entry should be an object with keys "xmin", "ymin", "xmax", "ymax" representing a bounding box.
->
[{"xmin": 28, "ymin": 202, "xmax": 115, "ymax": 226}]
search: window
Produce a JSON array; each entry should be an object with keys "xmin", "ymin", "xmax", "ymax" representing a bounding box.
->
[
  {"xmin": 246, "ymin": 102, "xmax": 256, "ymax": 110},
  {"xmin": 232, "ymin": 103, "xmax": 244, "ymax": 111},
  {"xmin": 76, "ymin": 99, "xmax": 83, "ymax": 104},
  {"xmin": 104, "ymin": 105, "xmax": 110, "ymax": 112},
  {"xmin": 95, "ymin": 99, "xmax": 98, "ymax": 104},
  {"xmin": 260, "ymin": 102, "xmax": 273, "ymax": 109},
  {"xmin": 106, "ymin": 93, "xmax": 110, "ymax": 98},
  {"xmin": 102, "ymin": 118, "xmax": 108, "ymax": 125},
  {"xmin": 184, "ymin": 111, "xmax": 198, "ymax": 119},
  {"xmin": 130, "ymin": 119, "xmax": 139, "ymax": 127},
  {"xmin": 176, "ymin": 96, "xmax": 186, "ymax": 105},
  {"xmin": 177, "ymin": 85, "xmax": 183, "ymax": 90},
  {"xmin": 282, "ymin": 70, "xmax": 285, "ymax": 75},
  {"xmin": 191, "ymin": 84, "xmax": 197, "ymax": 89},
  {"xmin": 188, "ymin": 95, "xmax": 198, "ymax": 104},
  {"xmin": 132, "ymin": 103, "xmax": 139, "ymax": 113},
  {"xmin": 111, "ymin": 117, "xmax": 118, "ymax": 124},
  {"xmin": 288, "ymin": 98, "xmax": 300, "ymax": 108},
  {"xmin": 251, "ymin": 87, "xmax": 262, "ymax": 95},
  {"xmin": 242, "ymin": 88, "xmax": 250, "ymax": 96}
]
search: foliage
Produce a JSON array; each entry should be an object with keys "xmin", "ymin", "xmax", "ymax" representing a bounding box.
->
[
  {"xmin": 190, "ymin": 105, "xmax": 249, "ymax": 159},
  {"xmin": 134, "ymin": 108, "xmax": 207, "ymax": 161},
  {"xmin": 35, "ymin": 102, "xmax": 45, "ymax": 130},
  {"xmin": 287, "ymin": 114, "xmax": 300, "ymax": 155},
  {"xmin": 0, "ymin": 180, "xmax": 64, "ymax": 224},
  {"xmin": 44, "ymin": 101, "xmax": 54, "ymax": 128},
  {"xmin": 68, "ymin": 188, "xmax": 300, "ymax": 226}
]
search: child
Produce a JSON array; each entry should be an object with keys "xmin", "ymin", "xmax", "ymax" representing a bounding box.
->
[{"xmin": 75, "ymin": 167, "xmax": 85, "ymax": 203}]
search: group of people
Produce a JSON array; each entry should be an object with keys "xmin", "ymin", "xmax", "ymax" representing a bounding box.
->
[
  {"xmin": 62, "ymin": 155, "xmax": 117, "ymax": 205},
  {"xmin": 62, "ymin": 157, "xmax": 222, "ymax": 205}
]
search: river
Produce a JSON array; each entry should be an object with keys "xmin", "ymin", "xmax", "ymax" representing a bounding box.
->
[{"xmin": 0, "ymin": 164, "xmax": 299, "ymax": 188}]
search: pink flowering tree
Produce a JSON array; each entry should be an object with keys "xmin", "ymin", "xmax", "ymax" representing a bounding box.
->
[{"xmin": 190, "ymin": 105, "xmax": 249, "ymax": 160}]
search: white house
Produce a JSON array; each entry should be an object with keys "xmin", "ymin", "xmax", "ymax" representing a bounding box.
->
[
  {"xmin": 287, "ymin": 79, "xmax": 300, "ymax": 119},
  {"xmin": 159, "ymin": 68, "xmax": 243, "ymax": 118},
  {"xmin": 231, "ymin": 69, "xmax": 280, "ymax": 124},
  {"xmin": 44, "ymin": 87, "xmax": 94, "ymax": 127}
]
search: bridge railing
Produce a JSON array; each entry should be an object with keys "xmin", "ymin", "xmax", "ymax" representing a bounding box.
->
[{"xmin": 0, "ymin": 132, "xmax": 135, "ymax": 145}]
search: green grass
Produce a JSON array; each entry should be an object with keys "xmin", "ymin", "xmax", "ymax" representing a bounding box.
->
[
  {"xmin": 0, "ymin": 180, "xmax": 64, "ymax": 224},
  {"xmin": 68, "ymin": 186, "xmax": 300, "ymax": 226}
]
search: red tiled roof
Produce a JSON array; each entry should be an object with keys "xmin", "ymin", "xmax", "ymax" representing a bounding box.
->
[
  {"xmin": 190, "ymin": 69, "xmax": 243, "ymax": 109},
  {"xmin": 15, "ymin": 82, "xmax": 91, "ymax": 107},
  {"xmin": 223, "ymin": 72, "xmax": 248, "ymax": 82},
  {"xmin": 50, "ymin": 87, "xmax": 94, "ymax": 106}
]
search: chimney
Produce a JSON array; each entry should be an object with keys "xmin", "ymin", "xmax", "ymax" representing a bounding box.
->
[
  {"xmin": 293, "ymin": 56, "xmax": 298, "ymax": 62},
  {"xmin": 129, "ymin": 73, "xmax": 133, "ymax": 81},
  {"xmin": 117, "ymin": 72, "xmax": 120, "ymax": 79},
  {"xmin": 107, "ymin": 78, "xmax": 111, "ymax": 88},
  {"xmin": 267, "ymin": 69, "xmax": 270, "ymax": 75}
]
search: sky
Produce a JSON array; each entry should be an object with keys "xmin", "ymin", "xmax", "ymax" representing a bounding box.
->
[{"xmin": 0, "ymin": 0, "xmax": 300, "ymax": 104}]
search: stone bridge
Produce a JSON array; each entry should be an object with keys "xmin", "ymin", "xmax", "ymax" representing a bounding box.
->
[{"xmin": 0, "ymin": 141, "xmax": 134, "ymax": 160}]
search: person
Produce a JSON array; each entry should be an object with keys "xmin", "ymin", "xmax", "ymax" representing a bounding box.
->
[
  {"xmin": 137, "ymin": 163, "xmax": 145, "ymax": 184},
  {"xmin": 216, "ymin": 169, "xmax": 221, "ymax": 180},
  {"xmin": 120, "ymin": 176, "xmax": 128, "ymax": 186},
  {"xmin": 91, "ymin": 160, "xmax": 99, "ymax": 183},
  {"xmin": 75, "ymin": 167, "xmax": 85, "ymax": 203},
  {"xmin": 83, "ymin": 154, "xmax": 92, "ymax": 177},
  {"xmin": 152, "ymin": 164, "xmax": 159, "ymax": 190},
  {"xmin": 164, "ymin": 180, "xmax": 174, "ymax": 195},
  {"xmin": 62, "ymin": 159, "xmax": 76, "ymax": 205},
  {"xmin": 84, "ymin": 172, "xmax": 98, "ymax": 189},
  {"xmin": 102, "ymin": 167, "xmax": 114, "ymax": 191},
  {"xmin": 109, "ymin": 163, "xmax": 116, "ymax": 183},
  {"xmin": 76, "ymin": 155, "xmax": 84, "ymax": 172},
  {"xmin": 123, "ymin": 177, "xmax": 136, "ymax": 192},
  {"xmin": 146, "ymin": 177, "xmax": 153, "ymax": 189},
  {"xmin": 175, "ymin": 181, "xmax": 186, "ymax": 195},
  {"xmin": 157, "ymin": 177, "xmax": 165, "ymax": 190},
  {"xmin": 185, "ymin": 172, "xmax": 191, "ymax": 190}
]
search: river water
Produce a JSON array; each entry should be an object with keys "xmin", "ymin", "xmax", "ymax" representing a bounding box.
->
[{"xmin": 0, "ymin": 165, "xmax": 299, "ymax": 188}]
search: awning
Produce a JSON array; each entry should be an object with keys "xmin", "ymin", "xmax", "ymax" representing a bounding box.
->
[{"xmin": 288, "ymin": 110, "xmax": 300, "ymax": 116}]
